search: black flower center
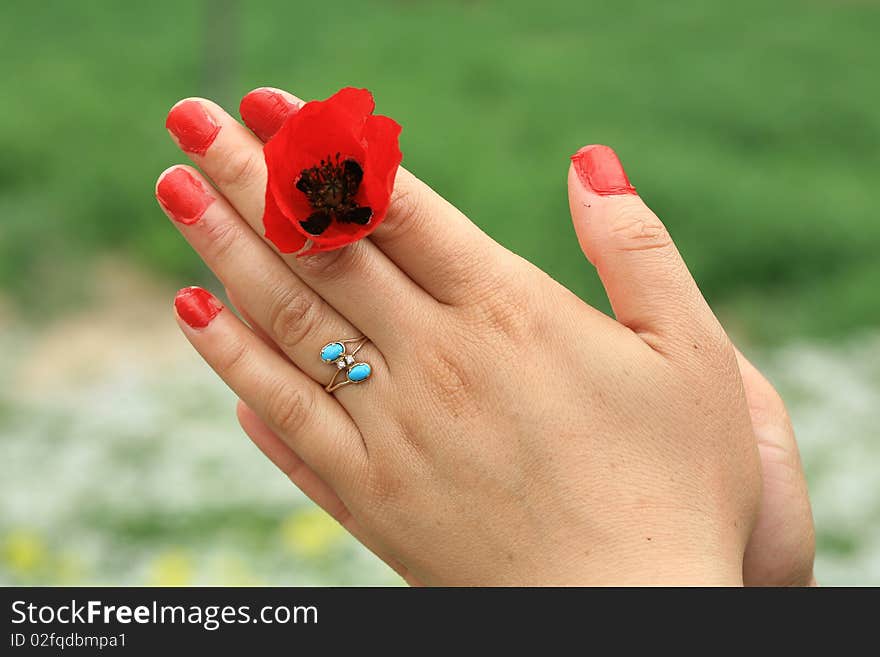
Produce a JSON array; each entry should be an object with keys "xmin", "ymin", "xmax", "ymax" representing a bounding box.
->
[{"xmin": 295, "ymin": 153, "xmax": 373, "ymax": 236}]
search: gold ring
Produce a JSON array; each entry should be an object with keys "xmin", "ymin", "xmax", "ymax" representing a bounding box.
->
[{"xmin": 319, "ymin": 337, "xmax": 372, "ymax": 392}]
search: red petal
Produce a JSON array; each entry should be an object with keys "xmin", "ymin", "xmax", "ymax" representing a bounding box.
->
[
  {"xmin": 264, "ymin": 97, "xmax": 368, "ymax": 228},
  {"xmin": 360, "ymin": 114, "xmax": 403, "ymax": 226},
  {"xmin": 262, "ymin": 87, "xmax": 402, "ymax": 254},
  {"xmin": 264, "ymin": 88, "xmax": 374, "ymax": 190},
  {"xmin": 263, "ymin": 170, "xmax": 306, "ymax": 253},
  {"xmin": 325, "ymin": 87, "xmax": 375, "ymax": 124},
  {"xmin": 305, "ymin": 115, "xmax": 402, "ymax": 250}
]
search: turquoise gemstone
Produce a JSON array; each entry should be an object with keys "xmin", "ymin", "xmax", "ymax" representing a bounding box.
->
[
  {"xmin": 320, "ymin": 342, "xmax": 345, "ymax": 362},
  {"xmin": 347, "ymin": 363, "xmax": 371, "ymax": 383}
]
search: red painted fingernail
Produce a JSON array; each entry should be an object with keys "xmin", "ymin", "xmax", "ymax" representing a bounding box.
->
[
  {"xmin": 166, "ymin": 100, "xmax": 221, "ymax": 154},
  {"xmin": 174, "ymin": 287, "xmax": 223, "ymax": 329},
  {"xmin": 570, "ymin": 144, "xmax": 637, "ymax": 196},
  {"xmin": 239, "ymin": 88, "xmax": 300, "ymax": 142},
  {"xmin": 156, "ymin": 168, "xmax": 214, "ymax": 225}
]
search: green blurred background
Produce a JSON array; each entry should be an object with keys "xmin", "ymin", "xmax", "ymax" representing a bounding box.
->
[{"xmin": 1, "ymin": 0, "xmax": 878, "ymax": 585}]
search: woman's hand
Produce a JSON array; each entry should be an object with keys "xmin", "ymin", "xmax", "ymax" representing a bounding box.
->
[
  {"xmin": 737, "ymin": 351, "xmax": 815, "ymax": 585},
  {"xmin": 158, "ymin": 88, "xmax": 765, "ymax": 585}
]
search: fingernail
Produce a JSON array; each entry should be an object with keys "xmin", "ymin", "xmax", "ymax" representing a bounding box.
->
[
  {"xmin": 156, "ymin": 168, "xmax": 214, "ymax": 225},
  {"xmin": 570, "ymin": 144, "xmax": 637, "ymax": 196},
  {"xmin": 166, "ymin": 100, "xmax": 221, "ymax": 154},
  {"xmin": 239, "ymin": 88, "xmax": 300, "ymax": 142},
  {"xmin": 174, "ymin": 287, "xmax": 223, "ymax": 329}
]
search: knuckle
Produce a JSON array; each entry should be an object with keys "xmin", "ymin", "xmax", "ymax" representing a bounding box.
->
[
  {"xmin": 382, "ymin": 182, "xmax": 427, "ymax": 246},
  {"xmin": 215, "ymin": 338, "xmax": 250, "ymax": 376},
  {"xmin": 451, "ymin": 247, "xmax": 492, "ymax": 289},
  {"xmin": 213, "ymin": 149, "xmax": 263, "ymax": 191},
  {"xmin": 425, "ymin": 348, "xmax": 478, "ymax": 416},
  {"xmin": 202, "ymin": 218, "xmax": 244, "ymax": 263},
  {"xmin": 364, "ymin": 464, "xmax": 409, "ymax": 515},
  {"xmin": 607, "ymin": 205, "xmax": 673, "ymax": 254},
  {"xmin": 295, "ymin": 241, "xmax": 362, "ymax": 282},
  {"xmin": 464, "ymin": 267, "xmax": 533, "ymax": 342},
  {"xmin": 266, "ymin": 382, "xmax": 313, "ymax": 438},
  {"xmin": 481, "ymin": 294, "xmax": 523, "ymax": 339},
  {"xmin": 268, "ymin": 286, "xmax": 322, "ymax": 350}
]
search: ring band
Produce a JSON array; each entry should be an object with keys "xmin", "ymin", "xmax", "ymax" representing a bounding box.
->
[{"xmin": 320, "ymin": 336, "xmax": 372, "ymax": 392}]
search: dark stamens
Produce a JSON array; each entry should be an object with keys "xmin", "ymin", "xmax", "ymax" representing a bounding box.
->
[{"xmin": 295, "ymin": 154, "xmax": 373, "ymax": 235}]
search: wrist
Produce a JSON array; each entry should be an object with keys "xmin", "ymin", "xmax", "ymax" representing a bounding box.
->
[{"xmin": 576, "ymin": 540, "xmax": 745, "ymax": 586}]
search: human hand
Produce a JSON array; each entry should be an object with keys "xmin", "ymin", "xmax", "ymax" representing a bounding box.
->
[
  {"xmin": 235, "ymin": 205, "xmax": 818, "ymax": 588},
  {"xmin": 736, "ymin": 351, "xmax": 815, "ymax": 586},
  {"xmin": 158, "ymin": 88, "xmax": 763, "ymax": 585},
  {"xmin": 561, "ymin": 144, "xmax": 815, "ymax": 586}
]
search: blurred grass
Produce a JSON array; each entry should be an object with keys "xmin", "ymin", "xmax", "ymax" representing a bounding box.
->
[
  {"xmin": 0, "ymin": 0, "xmax": 878, "ymax": 341},
  {"xmin": 1, "ymin": 1, "xmax": 879, "ymax": 586}
]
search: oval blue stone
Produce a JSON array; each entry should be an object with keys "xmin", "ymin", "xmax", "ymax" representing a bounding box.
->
[
  {"xmin": 320, "ymin": 342, "xmax": 345, "ymax": 362},
  {"xmin": 347, "ymin": 363, "xmax": 371, "ymax": 383}
]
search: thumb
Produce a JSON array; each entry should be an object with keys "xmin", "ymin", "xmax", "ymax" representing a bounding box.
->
[{"xmin": 568, "ymin": 145, "xmax": 720, "ymax": 351}]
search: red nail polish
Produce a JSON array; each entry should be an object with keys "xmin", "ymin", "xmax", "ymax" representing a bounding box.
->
[
  {"xmin": 174, "ymin": 287, "xmax": 223, "ymax": 328},
  {"xmin": 166, "ymin": 100, "xmax": 221, "ymax": 154},
  {"xmin": 239, "ymin": 88, "xmax": 300, "ymax": 142},
  {"xmin": 156, "ymin": 168, "xmax": 214, "ymax": 225},
  {"xmin": 570, "ymin": 144, "xmax": 637, "ymax": 196}
]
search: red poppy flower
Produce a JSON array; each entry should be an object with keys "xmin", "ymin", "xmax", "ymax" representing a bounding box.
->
[{"xmin": 262, "ymin": 87, "xmax": 403, "ymax": 255}]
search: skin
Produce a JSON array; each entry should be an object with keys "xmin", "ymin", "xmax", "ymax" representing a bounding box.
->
[{"xmin": 158, "ymin": 88, "xmax": 815, "ymax": 585}]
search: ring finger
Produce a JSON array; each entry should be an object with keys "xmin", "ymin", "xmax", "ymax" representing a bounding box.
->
[
  {"xmin": 155, "ymin": 165, "xmax": 390, "ymax": 410},
  {"xmin": 172, "ymin": 286, "xmax": 366, "ymax": 496}
]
